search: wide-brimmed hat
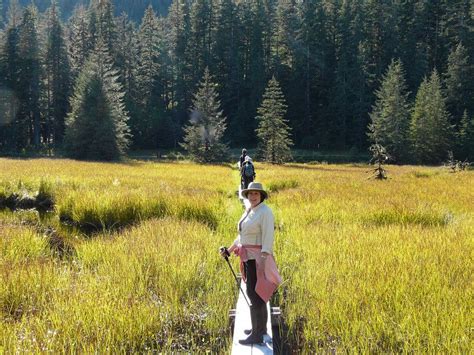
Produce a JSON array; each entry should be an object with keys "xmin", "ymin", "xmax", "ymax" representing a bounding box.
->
[{"xmin": 241, "ymin": 182, "xmax": 268, "ymax": 200}]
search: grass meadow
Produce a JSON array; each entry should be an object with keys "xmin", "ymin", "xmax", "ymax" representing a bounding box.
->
[{"xmin": 0, "ymin": 158, "xmax": 473, "ymax": 353}]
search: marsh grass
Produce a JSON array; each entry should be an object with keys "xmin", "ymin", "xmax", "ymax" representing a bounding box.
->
[
  {"xmin": 267, "ymin": 179, "xmax": 299, "ymax": 193},
  {"xmin": 0, "ymin": 159, "xmax": 472, "ymax": 352},
  {"xmin": 411, "ymin": 170, "xmax": 441, "ymax": 178},
  {"xmin": 363, "ymin": 208, "xmax": 452, "ymax": 227}
]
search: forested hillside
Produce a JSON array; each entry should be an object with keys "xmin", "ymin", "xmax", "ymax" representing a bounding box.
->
[
  {"xmin": 2, "ymin": 0, "xmax": 172, "ymax": 21},
  {"xmin": 0, "ymin": 0, "xmax": 473, "ymax": 162}
]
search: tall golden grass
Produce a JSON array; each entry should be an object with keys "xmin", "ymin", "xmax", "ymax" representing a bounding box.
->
[{"xmin": 0, "ymin": 158, "xmax": 472, "ymax": 352}]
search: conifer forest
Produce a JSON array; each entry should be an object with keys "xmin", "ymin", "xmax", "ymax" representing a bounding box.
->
[
  {"xmin": 1, "ymin": 2, "xmax": 474, "ymax": 353},
  {"xmin": 0, "ymin": 0, "xmax": 473, "ymax": 163}
]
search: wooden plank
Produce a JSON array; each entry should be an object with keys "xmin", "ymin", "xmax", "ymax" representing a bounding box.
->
[{"xmin": 231, "ymin": 281, "xmax": 273, "ymax": 355}]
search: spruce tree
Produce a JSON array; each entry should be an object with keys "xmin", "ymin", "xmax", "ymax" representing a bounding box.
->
[
  {"xmin": 256, "ymin": 76, "xmax": 293, "ymax": 164},
  {"xmin": 444, "ymin": 43, "xmax": 471, "ymax": 126},
  {"xmin": 274, "ymin": 0, "xmax": 298, "ymax": 72},
  {"xmin": 368, "ymin": 59, "xmax": 411, "ymax": 162},
  {"xmin": 180, "ymin": 67, "xmax": 228, "ymax": 162},
  {"xmin": 44, "ymin": 0, "xmax": 71, "ymax": 146},
  {"xmin": 64, "ymin": 39, "xmax": 130, "ymax": 160},
  {"xmin": 132, "ymin": 5, "xmax": 160, "ymax": 147},
  {"xmin": 17, "ymin": 4, "xmax": 41, "ymax": 148},
  {"xmin": 410, "ymin": 70, "xmax": 453, "ymax": 164},
  {"xmin": 0, "ymin": 0, "xmax": 3, "ymax": 28},
  {"xmin": 188, "ymin": 0, "xmax": 213, "ymax": 84},
  {"xmin": 167, "ymin": 0, "xmax": 192, "ymax": 125},
  {"xmin": 0, "ymin": 0, "xmax": 21, "ymax": 150},
  {"xmin": 68, "ymin": 5, "xmax": 90, "ymax": 80},
  {"xmin": 114, "ymin": 13, "xmax": 138, "ymax": 144},
  {"xmin": 235, "ymin": 0, "xmax": 268, "ymax": 145},
  {"xmin": 115, "ymin": 14, "xmax": 137, "ymax": 98},
  {"xmin": 294, "ymin": 0, "xmax": 326, "ymax": 147},
  {"xmin": 95, "ymin": 0, "xmax": 117, "ymax": 57},
  {"xmin": 213, "ymin": 0, "xmax": 239, "ymax": 142},
  {"xmin": 459, "ymin": 111, "xmax": 474, "ymax": 160}
]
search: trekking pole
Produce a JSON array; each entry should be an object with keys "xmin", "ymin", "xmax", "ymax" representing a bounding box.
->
[{"xmin": 220, "ymin": 246, "xmax": 251, "ymax": 307}]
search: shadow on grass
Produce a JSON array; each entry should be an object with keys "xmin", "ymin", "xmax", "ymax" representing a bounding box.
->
[{"xmin": 59, "ymin": 198, "xmax": 219, "ymax": 236}]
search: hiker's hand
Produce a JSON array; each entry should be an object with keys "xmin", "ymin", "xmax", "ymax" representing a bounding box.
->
[{"xmin": 219, "ymin": 246, "xmax": 230, "ymax": 258}]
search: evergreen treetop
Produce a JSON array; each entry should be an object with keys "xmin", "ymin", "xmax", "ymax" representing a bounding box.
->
[
  {"xmin": 368, "ymin": 59, "xmax": 411, "ymax": 162},
  {"xmin": 180, "ymin": 67, "xmax": 228, "ymax": 163},
  {"xmin": 256, "ymin": 75, "xmax": 293, "ymax": 164},
  {"xmin": 410, "ymin": 69, "xmax": 453, "ymax": 163},
  {"xmin": 64, "ymin": 39, "xmax": 130, "ymax": 160}
]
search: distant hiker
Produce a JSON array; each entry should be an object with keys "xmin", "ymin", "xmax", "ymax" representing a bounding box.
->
[
  {"xmin": 221, "ymin": 182, "xmax": 281, "ymax": 345},
  {"xmin": 239, "ymin": 148, "xmax": 247, "ymax": 169},
  {"xmin": 241, "ymin": 156, "xmax": 255, "ymax": 190}
]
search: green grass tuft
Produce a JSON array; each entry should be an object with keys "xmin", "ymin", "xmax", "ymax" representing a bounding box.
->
[
  {"xmin": 267, "ymin": 179, "xmax": 299, "ymax": 193},
  {"xmin": 364, "ymin": 209, "xmax": 451, "ymax": 227}
]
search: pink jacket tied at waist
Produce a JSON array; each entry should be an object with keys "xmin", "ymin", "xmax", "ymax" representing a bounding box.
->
[{"xmin": 233, "ymin": 244, "xmax": 282, "ymax": 303}]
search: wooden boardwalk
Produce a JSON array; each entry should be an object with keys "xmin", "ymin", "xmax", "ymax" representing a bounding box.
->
[
  {"xmin": 231, "ymin": 280, "xmax": 274, "ymax": 355},
  {"xmin": 238, "ymin": 186, "xmax": 251, "ymax": 210}
]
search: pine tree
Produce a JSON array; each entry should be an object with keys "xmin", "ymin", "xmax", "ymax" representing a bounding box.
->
[
  {"xmin": 331, "ymin": 0, "xmax": 367, "ymax": 149},
  {"xmin": 114, "ymin": 13, "xmax": 138, "ymax": 143},
  {"xmin": 358, "ymin": 0, "xmax": 390, "ymax": 94},
  {"xmin": 180, "ymin": 67, "xmax": 228, "ymax": 162},
  {"xmin": 410, "ymin": 69, "xmax": 453, "ymax": 164},
  {"xmin": 368, "ymin": 143, "xmax": 389, "ymax": 179},
  {"xmin": 86, "ymin": 4, "xmax": 98, "ymax": 55},
  {"xmin": 213, "ymin": 0, "xmax": 240, "ymax": 143},
  {"xmin": 368, "ymin": 59, "xmax": 411, "ymax": 162},
  {"xmin": 17, "ymin": 4, "xmax": 41, "ymax": 148},
  {"xmin": 64, "ymin": 39, "xmax": 130, "ymax": 160},
  {"xmin": 187, "ymin": 0, "xmax": 216, "ymax": 95},
  {"xmin": 393, "ymin": 0, "xmax": 426, "ymax": 91},
  {"xmin": 68, "ymin": 5, "xmax": 91, "ymax": 80},
  {"xmin": 417, "ymin": 0, "xmax": 449, "ymax": 71},
  {"xmin": 459, "ymin": 110, "xmax": 474, "ymax": 160},
  {"xmin": 115, "ymin": 13, "xmax": 137, "ymax": 98},
  {"xmin": 44, "ymin": 0, "xmax": 71, "ymax": 146},
  {"xmin": 293, "ymin": 0, "xmax": 324, "ymax": 148},
  {"xmin": 444, "ymin": 43, "xmax": 471, "ymax": 126},
  {"xmin": 256, "ymin": 76, "xmax": 293, "ymax": 164},
  {"xmin": 272, "ymin": 0, "xmax": 300, "ymax": 149},
  {"xmin": 0, "ymin": 0, "xmax": 4, "ymax": 28},
  {"xmin": 6, "ymin": 0, "xmax": 21, "ymax": 27},
  {"xmin": 0, "ymin": 0, "xmax": 21, "ymax": 150},
  {"xmin": 443, "ymin": 1, "xmax": 474, "ymax": 54},
  {"xmin": 273, "ymin": 0, "xmax": 297, "ymax": 72},
  {"xmin": 154, "ymin": 15, "xmax": 177, "ymax": 148},
  {"xmin": 135, "ymin": 6, "xmax": 159, "ymax": 105},
  {"xmin": 167, "ymin": 0, "xmax": 192, "ymax": 126},
  {"xmin": 236, "ymin": 0, "xmax": 268, "ymax": 145},
  {"xmin": 95, "ymin": 0, "xmax": 117, "ymax": 56},
  {"xmin": 132, "ymin": 5, "xmax": 160, "ymax": 147}
]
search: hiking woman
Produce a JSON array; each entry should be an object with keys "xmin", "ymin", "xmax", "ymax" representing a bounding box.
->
[{"xmin": 221, "ymin": 182, "xmax": 281, "ymax": 345}]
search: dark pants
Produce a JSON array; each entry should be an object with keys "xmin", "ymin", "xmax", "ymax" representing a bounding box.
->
[
  {"xmin": 244, "ymin": 260, "xmax": 268, "ymax": 336},
  {"xmin": 242, "ymin": 176, "xmax": 254, "ymax": 189}
]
